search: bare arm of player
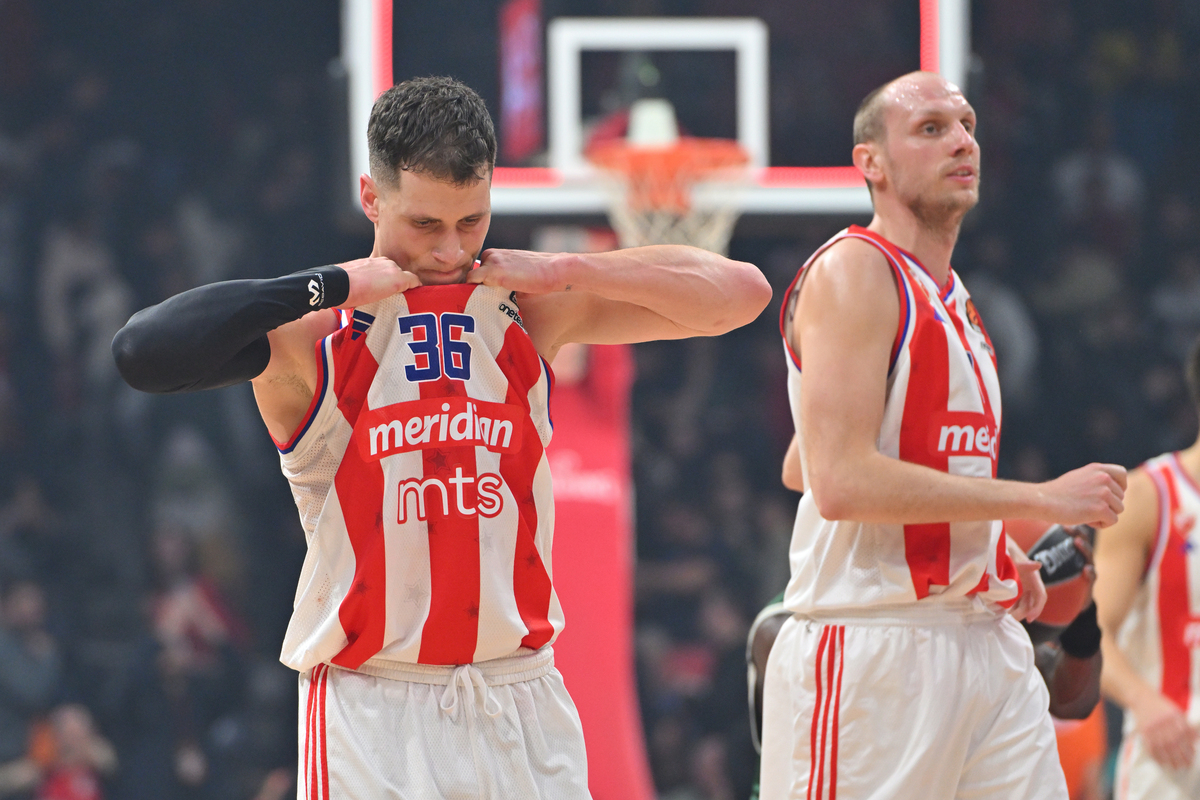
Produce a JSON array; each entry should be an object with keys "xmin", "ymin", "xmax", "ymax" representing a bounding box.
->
[
  {"xmin": 795, "ymin": 238, "xmax": 1127, "ymax": 527},
  {"xmin": 466, "ymin": 246, "xmax": 771, "ymax": 361},
  {"xmin": 251, "ymin": 256, "xmax": 419, "ymax": 442},
  {"xmin": 782, "ymin": 434, "xmax": 805, "ymax": 493},
  {"xmin": 1095, "ymin": 469, "xmax": 1198, "ymax": 770}
]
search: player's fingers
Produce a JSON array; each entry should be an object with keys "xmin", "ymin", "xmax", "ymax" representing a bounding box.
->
[
  {"xmin": 1097, "ymin": 463, "xmax": 1128, "ymax": 490},
  {"xmin": 466, "ymin": 264, "xmax": 500, "ymax": 286},
  {"xmin": 1072, "ymin": 534, "xmax": 1094, "ymax": 562}
]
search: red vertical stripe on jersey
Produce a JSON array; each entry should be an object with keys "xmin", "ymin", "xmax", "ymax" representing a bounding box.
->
[
  {"xmin": 849, "ymin": 228, "xmax": 955, "ymax": 598},
  {"xmin": 497, "ymin": 323, "xmax": 556, "ymax": 649},
  {"xmin": 1157, "ymin": 466, "xmax": 1191, "ymax": 710},
  {"xmin": 897, "ymin": 299, "xmax": 952, "ymax": 597},
  {"xmin": 329, "ymin": 329, "xmax": 389, "ymax": 670},
  {"xmin": 808, "ymin": 626, "xmax": 830, "ymax": 800},
  {"xmin": 409, "ymin": 286, "xmax": 483, "ymax": 665}
]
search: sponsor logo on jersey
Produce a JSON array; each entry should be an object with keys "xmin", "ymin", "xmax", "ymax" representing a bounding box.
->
[
  {"xmin": 355, "ymin": 397, "xmax": 525, "ymax": 461},
  {"xmin": 499, "ymin": 291, "xmax": 524, "ymax": 328},
  {"xmin": 928, "ymin": 411, "xmax": 997, "ymax": 460},
  {"xmin": 397, "ymin": 468, "xmax": 506, "ymax": 522}
]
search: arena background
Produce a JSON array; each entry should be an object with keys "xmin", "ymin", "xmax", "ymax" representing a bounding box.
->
[{"xmin": 0, "ymin": 0, "xmax": 1196, "ymax": 798}]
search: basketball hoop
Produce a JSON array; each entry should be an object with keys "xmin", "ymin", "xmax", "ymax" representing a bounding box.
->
[{"xmin": 588, "ymin": 136, "xmax": 749, "ymax": 254}]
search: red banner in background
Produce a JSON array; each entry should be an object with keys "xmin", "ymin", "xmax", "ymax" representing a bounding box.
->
[{"xmin": 547, "ymin": 343, "xmax": 655, "ymax": 800}]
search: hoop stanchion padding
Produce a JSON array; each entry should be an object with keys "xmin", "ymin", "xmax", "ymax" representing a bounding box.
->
[{"xmin": 587, "ymin": 138, "xmax": 749, "ymax": 254}]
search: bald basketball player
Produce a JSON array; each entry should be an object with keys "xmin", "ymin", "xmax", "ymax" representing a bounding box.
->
[{"xmin": 760, "ymin": 71, "xmax": 1126, "ymax": 800}]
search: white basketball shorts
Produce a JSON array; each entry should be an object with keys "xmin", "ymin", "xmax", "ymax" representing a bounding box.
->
[
  {"xmin": 1115, "ymin": 725, "xmax": 1200, "ymax": 800},
  {"xmin": 759, "ymin": 607, "xmax": 1067, "ymax": 800},
  {"xmin": 297, "ymin": 647, "xmax": 591, "ymax": 799}
]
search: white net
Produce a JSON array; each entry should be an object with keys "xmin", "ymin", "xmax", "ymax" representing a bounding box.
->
[{"xmin": 604, "ymin": 186, "xmax": 744, "ymax": 254}]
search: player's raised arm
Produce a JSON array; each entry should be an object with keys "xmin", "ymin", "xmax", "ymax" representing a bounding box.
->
[
  {"xmin": 795, "ymin": 238, "xmax": 1126, "ymax": 527},
  {"xmin": 466, "ymin": 245, "xmax": 771, "ymax": 359},
  {"xmin": 112, "ymin": 256, "xmax": 418, "ymax": 438}
]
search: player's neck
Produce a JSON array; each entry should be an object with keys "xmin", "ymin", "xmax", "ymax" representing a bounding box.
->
[{"xmin": 866, "ymin": 212, "xmax": 960, "ymax": 288}]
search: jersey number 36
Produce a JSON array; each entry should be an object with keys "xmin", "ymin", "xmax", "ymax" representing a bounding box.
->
[{"xmin": 398, "ymin": 313, "xmax": 475, "ymax": 383}]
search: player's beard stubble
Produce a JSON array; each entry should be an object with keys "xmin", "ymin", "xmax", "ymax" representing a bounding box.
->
[{"xmin": 908, "ymin": 169, "xmax": 981, "ymax": 234}]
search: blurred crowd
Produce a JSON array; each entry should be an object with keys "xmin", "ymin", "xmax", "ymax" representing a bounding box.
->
[{"xmin": 0, "ymin": 0, "xmax": 1196, "ymax": 798}]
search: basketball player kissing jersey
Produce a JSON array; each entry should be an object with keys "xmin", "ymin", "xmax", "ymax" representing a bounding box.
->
[
  {"xmin": 779, "ymin": 226, "xmax": 1020, "ymax": 614},
  {"xmin": 273, "ymin": 283, "xmax": 562, "ymax": 672}
]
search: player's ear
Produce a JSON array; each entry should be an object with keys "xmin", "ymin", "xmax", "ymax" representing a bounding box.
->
[
  {"xmin": 853, "ymin": 142, "xmax": 885, "ymax": 189},
  {"xmin": 360, "ymin": 174, "xmax": 381, "ymax": 222}
]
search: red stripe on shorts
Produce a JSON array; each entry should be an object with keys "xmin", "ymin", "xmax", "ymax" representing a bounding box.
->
[
  {"xmin": 815, "ymin": 626, "xmax": 838, "ymax": 800},
  {"xmin": 829, "ymin": 626, "xmax": 845, "ymax": 799},
  {"xmin": 808, "ymin": 626, "xmax": 830, "ymax": 800},
  {"xmin": 319, "ymin": 665, "xmax": 330, "ymax": 799}
]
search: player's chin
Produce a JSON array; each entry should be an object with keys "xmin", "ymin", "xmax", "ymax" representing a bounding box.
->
[{"xmin": 417, "ymin": 266, "xmax": 471, "ymax": 285}]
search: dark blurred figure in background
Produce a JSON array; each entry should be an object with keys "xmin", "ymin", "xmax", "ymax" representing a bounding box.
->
[{"xmin": 0, "ymin": 580, "xmax": 62, "ymax": 799}]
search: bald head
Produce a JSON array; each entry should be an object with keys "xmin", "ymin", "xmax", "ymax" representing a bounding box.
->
[{"xmin": 853, "ymin": 71, "xmax": 966, "ymax": 146}]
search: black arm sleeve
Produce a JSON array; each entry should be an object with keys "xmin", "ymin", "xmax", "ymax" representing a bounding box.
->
[{"xmin": 111, "ymin": 266, "xmax": 349, "ymax": 394}]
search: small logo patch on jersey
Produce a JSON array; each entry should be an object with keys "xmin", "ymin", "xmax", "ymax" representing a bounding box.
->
[
  {"xmin": 499, "ymin": 291, "xmax": 524, "ymax": 328},
  {"xmin": 349, "ymin": 310, "xmax": 375, "ymax": 341},
  {"xmin": 965, "ymin": 299, "xmax": 983, "ymax": 333}
]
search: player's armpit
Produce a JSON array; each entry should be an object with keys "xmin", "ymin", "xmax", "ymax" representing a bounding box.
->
[
  {"xmin": 793, "ymin": 239, "xmax": 899, "ymax": 519},
  {"xmin": 252, "ymin": 311, "xmax": 341, "ymax": 443}
]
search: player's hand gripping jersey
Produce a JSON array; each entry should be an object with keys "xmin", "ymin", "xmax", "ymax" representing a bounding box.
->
[
  {"xmin": 275, "ymin": 283, "xmax": 561, "ymax": 671},
  {"xmin": 779, "ymin": 226, "xmax": 1020, "ymax": 615}
]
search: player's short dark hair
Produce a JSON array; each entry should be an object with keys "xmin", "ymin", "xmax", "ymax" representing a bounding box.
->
[
  {"xmin": 1185, "ymin": 334, "xmax": 1200, "ymax": 410},
  {"xmin": 367, "ymin": 76, "xmax": 497, "ymax": 187},
  {"xmin": 853, "ymin": 83, "xmax": 890, "ymax": 148},
  {"xmin": 852, "ymin": 81, "xmax": 892, "ymax": 199}
]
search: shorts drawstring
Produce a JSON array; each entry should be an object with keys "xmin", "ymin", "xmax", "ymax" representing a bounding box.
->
[
  {"xmin": 439, "ymin": 664, "xmax": 503, "ymax": 799},
  {"xmin": 439, "ymin": 663, "xmax": 504, "ymax": 719}
]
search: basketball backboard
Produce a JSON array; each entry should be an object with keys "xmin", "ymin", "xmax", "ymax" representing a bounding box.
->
[{"xmin": 340, "ymin": 0, "xmax": 970, "ymax": 216}]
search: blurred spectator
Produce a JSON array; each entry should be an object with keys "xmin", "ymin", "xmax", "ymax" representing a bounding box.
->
[
  {"xmin": 0, "ymin": 580, "xmax": 62, "ymax": 771},
  {"xmin": 34, "ymin": 704, "xmax": 116, "ymax": 800},
  {"xmin": 35, "ymin": 209, "xmax": 131, "ymax": 415},
  {"xmin": 1050, "ymin": 111, "xmax": 1145, "ymax": 255}
]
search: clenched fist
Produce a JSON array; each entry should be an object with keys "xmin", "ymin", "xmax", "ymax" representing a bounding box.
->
[{"xmin": 1039, "ymin": 463, "xmax": 1127, "ymax": 528}]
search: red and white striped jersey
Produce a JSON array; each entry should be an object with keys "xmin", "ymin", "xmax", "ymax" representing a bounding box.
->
[
  {"xmin": 1116, "ymin": 452, "xmax": 1200, "ymax": 727},
  {"xmin": 273, "ymin": 283, "xmax": 562, "ymax": 671},
  {"xmin": 779, "ymin": 225, "xmax": 1020, "ymax": 615}
]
